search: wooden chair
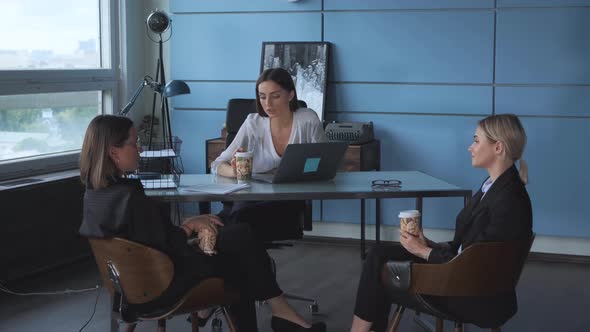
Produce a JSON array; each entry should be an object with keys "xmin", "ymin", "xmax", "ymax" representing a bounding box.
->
[
  {"xmin": 89, "ymin": 237, "xmax": 240, "ymax": 332},
  {"xmin": 381, "ymin": 234, "xmax": 535, "ymax": 332}
]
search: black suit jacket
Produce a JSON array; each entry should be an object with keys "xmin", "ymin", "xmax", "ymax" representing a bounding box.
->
[
  {"xmin": 80, "ymin": 178, "xmax": 218, "ymax": 308},
  {"xmin": 427, "ymin": 165, "xmax": 533, "ymax": 328}
]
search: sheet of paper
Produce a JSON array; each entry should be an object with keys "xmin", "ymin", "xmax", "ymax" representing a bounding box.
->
[
  {"xmin": 179, "ymin": 183, "xmax": 249, "ymax": 194},
  {"xmin": 140, "ymin": 149, "xmax": 176, "ymax": 158}
]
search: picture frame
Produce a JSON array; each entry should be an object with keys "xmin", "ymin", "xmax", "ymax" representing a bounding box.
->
[{"xmin": 260, "ymin": 41, "xmax": 330, "ymax": 121}]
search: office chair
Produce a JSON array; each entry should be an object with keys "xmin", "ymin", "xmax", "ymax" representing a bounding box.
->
[
  {"xmin": 221, "ymin": 98, "xmax": 318, "ymax": 313},
  {"xmin": 89, "ymin": 237, "xmax": 239, "ymax": 332},
  {"xmin": 381, "ymin": 233, "xmax": 535, "ymax": 332}
]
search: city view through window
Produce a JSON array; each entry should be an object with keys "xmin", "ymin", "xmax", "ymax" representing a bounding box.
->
[{"xmin": 0, "ymin": 1, "xmax": 102, "ymax": 163}]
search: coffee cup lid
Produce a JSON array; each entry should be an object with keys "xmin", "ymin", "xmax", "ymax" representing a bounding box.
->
[
  {"xmin": 235, "ymin": 151, "xmax": 253, "ymax": 157},
  {"xmin": 398, "ymin": 210, "xmax": 421, "ymax": 218}
]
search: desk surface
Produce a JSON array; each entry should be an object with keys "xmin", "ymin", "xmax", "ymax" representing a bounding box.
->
[{"xmin": 146, "ymin": 171, "xmax": 471, "ymax": 202}]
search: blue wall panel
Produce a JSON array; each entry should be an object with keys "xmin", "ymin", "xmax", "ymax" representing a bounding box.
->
[
  {"xmin": 172, "ymin": 0, "xmax": 321, "ymax": 13},
  {"xmin": 171, "ymin": 13, "xmax": 321, "ymax": 81},
  {"xmin": 496, "ymin": 8, "xmax": 590, "ymax": 84},
  {"xmin": 325, "ymin": 0, "xmax": 494, "ymax": 10},
  {"xmin": 169, "ymin": 0, "xmax": 590, "ymax": 238},
  {"xmin": 520, "ymin": 118, "xmax": 590, "ymax": 237},
  {"xmin": 498, "ymin": 0, "xmax": 590, "ymax": 7},
  {"xmin": 171, "ymin": 110, "xmax": 226, "ymax": 174},
  {"xmin": 324, "ymin": 12, "xmax": 494, "ymax": 83},
  {"xmin": 496, "ymin": 87, "xmax": 590, "ymax": 117},
  {"xmin": 327, "ymin": 83, "xmax": 492, "ymax": 115},
  {"xmin": 321, "ymin": 113, "xmax": 478, "ymax": 228},
  {"xmin": 173, "ymin": 82, "xmax": 255, "ymax": 109}
]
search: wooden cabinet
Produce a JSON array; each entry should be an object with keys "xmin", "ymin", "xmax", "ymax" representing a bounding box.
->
[
  {"xmin": 205, "ymin": 138, "xmax": 227, "ymax": 174},
  {"xmin": 205, "ymin": 138, "xmax": 380, "ymax": 173}
]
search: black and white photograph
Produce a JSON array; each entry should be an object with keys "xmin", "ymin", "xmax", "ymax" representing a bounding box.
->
[{"xmin": 261, "ymin": 42, "xmax": 329, "ymax": 120}]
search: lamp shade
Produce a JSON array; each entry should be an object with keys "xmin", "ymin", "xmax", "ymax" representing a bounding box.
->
[
  {"xmin": 146, "ymin": 10, "xmax": 171, "ymax": 34},
  {"xmin": 162, "ymin": 80, "xmax": 190, "ymax": 98}
]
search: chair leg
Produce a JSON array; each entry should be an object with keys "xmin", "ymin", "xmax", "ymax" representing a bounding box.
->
[
  {"xmin": 191, "ymin": 312, "xmax": 199, "ymax": 332},
  {"xmin": 454, "ymin": 322, "xmax": 464, "ymax": 332},
  {"xmin": 222, "ymin": 306, "xmax": 237, "ymax": 332},
  {"xmin": 435, "ymin": 318, "xmax": 443, "ymax": 332},
  {"xmin": 386, "ymin": 305, "xmax": 405, "ymax": 332},
  {"xmin": 157, "ymin": 318, "xmax": 166, "ymax": 332},
  {"xmin": 124, "ymin": 323, "xmax": 137, "ymax": 332}
]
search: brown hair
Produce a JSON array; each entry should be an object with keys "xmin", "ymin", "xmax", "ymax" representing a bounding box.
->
[
  {"xmin": 255, "ymin": 68, "xmax": 299, "ymax": 116},
  {"xmin": 79, "ymin": 115, "xmax": 134, "ymax": 189},
  {"xmin": 478, "ymin": 113, "xmax": 529, "ymax": 184}
]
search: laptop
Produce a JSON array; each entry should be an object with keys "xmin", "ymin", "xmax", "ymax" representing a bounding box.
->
[{"xmin": 252, "ymin": 142, "xmax": 349, "ymax": 184}]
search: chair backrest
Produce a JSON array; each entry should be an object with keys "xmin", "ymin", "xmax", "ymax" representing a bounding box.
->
[
  {"xmin": 225, "ymin": 98, "xmax": 307, "ymax": 149},
  {"xmin": 89, "ymin": 237, "xmax": 174, "ymax": 304},
  {"xmin": 411, "ymin": 233, "xmax": 536, "ymax": 297}
]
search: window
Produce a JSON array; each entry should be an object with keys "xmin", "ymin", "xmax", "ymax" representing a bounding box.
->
[{"xmin": 0, "ymin": 0, "xmax": 118, "ymax": 180}]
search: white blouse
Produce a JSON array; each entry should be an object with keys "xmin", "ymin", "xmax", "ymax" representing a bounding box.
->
[{"xmin": 211, "ymin": 108, "xmax": 327, "ymax": 174}]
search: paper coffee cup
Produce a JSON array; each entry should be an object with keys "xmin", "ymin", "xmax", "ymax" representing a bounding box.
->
[
  {"xmin": 198, "ymin": 228, "xmax": 217, "ymax": 256},
  {"xmin": 398, "ymin": 210, "xmax": 421, "ymax": 235},
  {"xmin": 235, "ymin": 151, "xmax": 253, "ymax": 183}
]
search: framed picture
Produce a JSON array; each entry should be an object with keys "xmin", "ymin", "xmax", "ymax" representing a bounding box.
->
[{"xmin": 260, "ymin": 42, "xmax": 330, "ymax": 121}]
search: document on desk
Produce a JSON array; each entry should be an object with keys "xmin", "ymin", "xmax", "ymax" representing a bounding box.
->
[
  {"xmin": 140, "ymin": 149, "xmax": 176, "ymax": 158},
  {"xmin": 179, "ymin": 183, "xmax": 249, "ymax": 194}
]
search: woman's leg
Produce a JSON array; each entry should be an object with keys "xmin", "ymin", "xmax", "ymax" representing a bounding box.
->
[
  {"xmin": 227, "ymin": 200, "xmax": 305, "ymax": 241},
  {"xmin": 216, "ymin": 223, "xmax": 313, "ymax": 328},
  {"xmin": 352, "ymin": 243, "xmax": 419, "ymax": 332}
]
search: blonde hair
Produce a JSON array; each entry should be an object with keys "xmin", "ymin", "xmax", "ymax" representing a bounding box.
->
[
  {"xmin": 80, "ymin": 115, "xmax": 134, "ymax": 189},
  {"xmin": 478, "ymin": 113, "xmax": 528, "ymax": 184}
]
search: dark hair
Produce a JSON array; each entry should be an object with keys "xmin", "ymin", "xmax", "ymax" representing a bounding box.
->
[
  {"xmin": 478, "ymin": 113, "xmax": 528, "ymax": 184},
  {"xmin": 255, "ymin": 68, "xmax": 299, "ymax": 116},
  {"xmin": 79, "ymin": 115, "xmax": 134, "ymax": 189}
]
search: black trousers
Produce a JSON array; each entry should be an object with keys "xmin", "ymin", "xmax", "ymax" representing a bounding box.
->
[
  {"xmin": 354, "ymin": 243, "xmax": 425, "ymax": 332},
  {"xmin": 219, "ymin": 200, "xmax": 305, "ymax": 242},
  {"xmin": 137, "ymin": 224, "xmax": 282, "ymax": 331}
]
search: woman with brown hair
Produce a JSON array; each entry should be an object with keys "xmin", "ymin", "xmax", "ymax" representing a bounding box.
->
[{"xmin": 79, "ymin": 114, "xmax": 325, "ymax": 332}]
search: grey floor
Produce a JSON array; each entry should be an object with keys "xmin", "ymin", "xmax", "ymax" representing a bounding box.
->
[{"xmin": 1, "ymin": 239, "xmax": 589, "ymax": 332}]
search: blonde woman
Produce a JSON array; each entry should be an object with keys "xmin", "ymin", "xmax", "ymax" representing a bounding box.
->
[{"xmin": 350, "ymin": 114, "xmax": 533, "ymax": 332}]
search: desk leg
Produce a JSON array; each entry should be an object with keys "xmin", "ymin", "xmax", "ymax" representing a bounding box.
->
[
  {"xmin": 415, "ymin": 197, "xmax": 423, "ymax": 214},
  {"xmin": 361, "ymin": 198, "xmax": 366, "ymax": 259},
  {"xmin": 376, "ymin": 198, "xmax": 381, "ymax": 244},
  {"xmin": 199, "ymin": 202, "xmax": 211, "ymax": 215}
]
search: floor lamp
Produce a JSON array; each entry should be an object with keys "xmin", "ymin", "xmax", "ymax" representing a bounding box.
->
[{"xmin": 120, "ymin": 9, "xmax": 189, "ymax": 151}]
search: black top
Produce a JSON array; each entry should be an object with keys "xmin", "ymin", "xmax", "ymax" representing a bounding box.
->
[
  {"xmin": 80, "ymin": 177, "xmax": 218, "ymax": 299},
  {"xmin": 427, "ymin": 165, "xmax": 533, "ymax": 328},
  {"xmin": 429, "ymin": 165, "xmax": 533, "ymax": 264}
]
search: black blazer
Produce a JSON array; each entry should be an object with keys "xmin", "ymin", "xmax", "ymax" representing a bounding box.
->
[
  {"xmin": 80, "ymin": 178, "xmax": 218, "ymax": 308},
  {"xmin": 427, "ymin": 165, "xmax": 533, "ymax": 328}
]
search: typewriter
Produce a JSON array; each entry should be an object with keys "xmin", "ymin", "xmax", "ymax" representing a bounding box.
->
[{"xmin": 325, "ymin": 121, "xmax": 374, "ymax": 145}]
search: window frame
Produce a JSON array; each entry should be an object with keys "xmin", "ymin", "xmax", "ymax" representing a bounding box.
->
[{"xmin": 0, "ymin": 0, "xmax": 120, "ymax": 181}]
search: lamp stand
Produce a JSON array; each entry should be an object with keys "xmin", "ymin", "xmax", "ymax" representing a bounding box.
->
[{"xmin": 148, "ymin": 36, "xmax": 174, "ymax": 150}]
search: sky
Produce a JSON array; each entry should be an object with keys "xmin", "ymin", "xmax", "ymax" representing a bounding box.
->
[{"xmin": 1, "ymin": 0, "xmax": 99, "ymax": 54}]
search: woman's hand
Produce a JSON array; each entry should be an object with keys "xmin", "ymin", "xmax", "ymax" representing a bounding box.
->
[
  {"xmin": 217, "ymin": 148, "xmax": 245, "ymax": 178},
  {"xmin": 399, "ymin": 229, "xmax": 432, "ymax": 260},
  {"xmin": 229, "ymin": 147, "xmax": 245, "ymax": 175},
  {"xmin": 181, "ymin": 214, "xmax": 224, "ymax": 236}
]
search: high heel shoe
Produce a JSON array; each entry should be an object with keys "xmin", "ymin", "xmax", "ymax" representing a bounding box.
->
[{"xmin": 270, "ymin": 316, "xmax": 327, "ymax": 332}]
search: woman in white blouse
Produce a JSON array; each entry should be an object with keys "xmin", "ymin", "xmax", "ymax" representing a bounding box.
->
[
  {"xmin": 210, "ymin": 68, "xmax": 328, "ymax": 332},
  {"xmin": 212, "ymin": 68, "xmax": 326, "ymax": 176}
]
